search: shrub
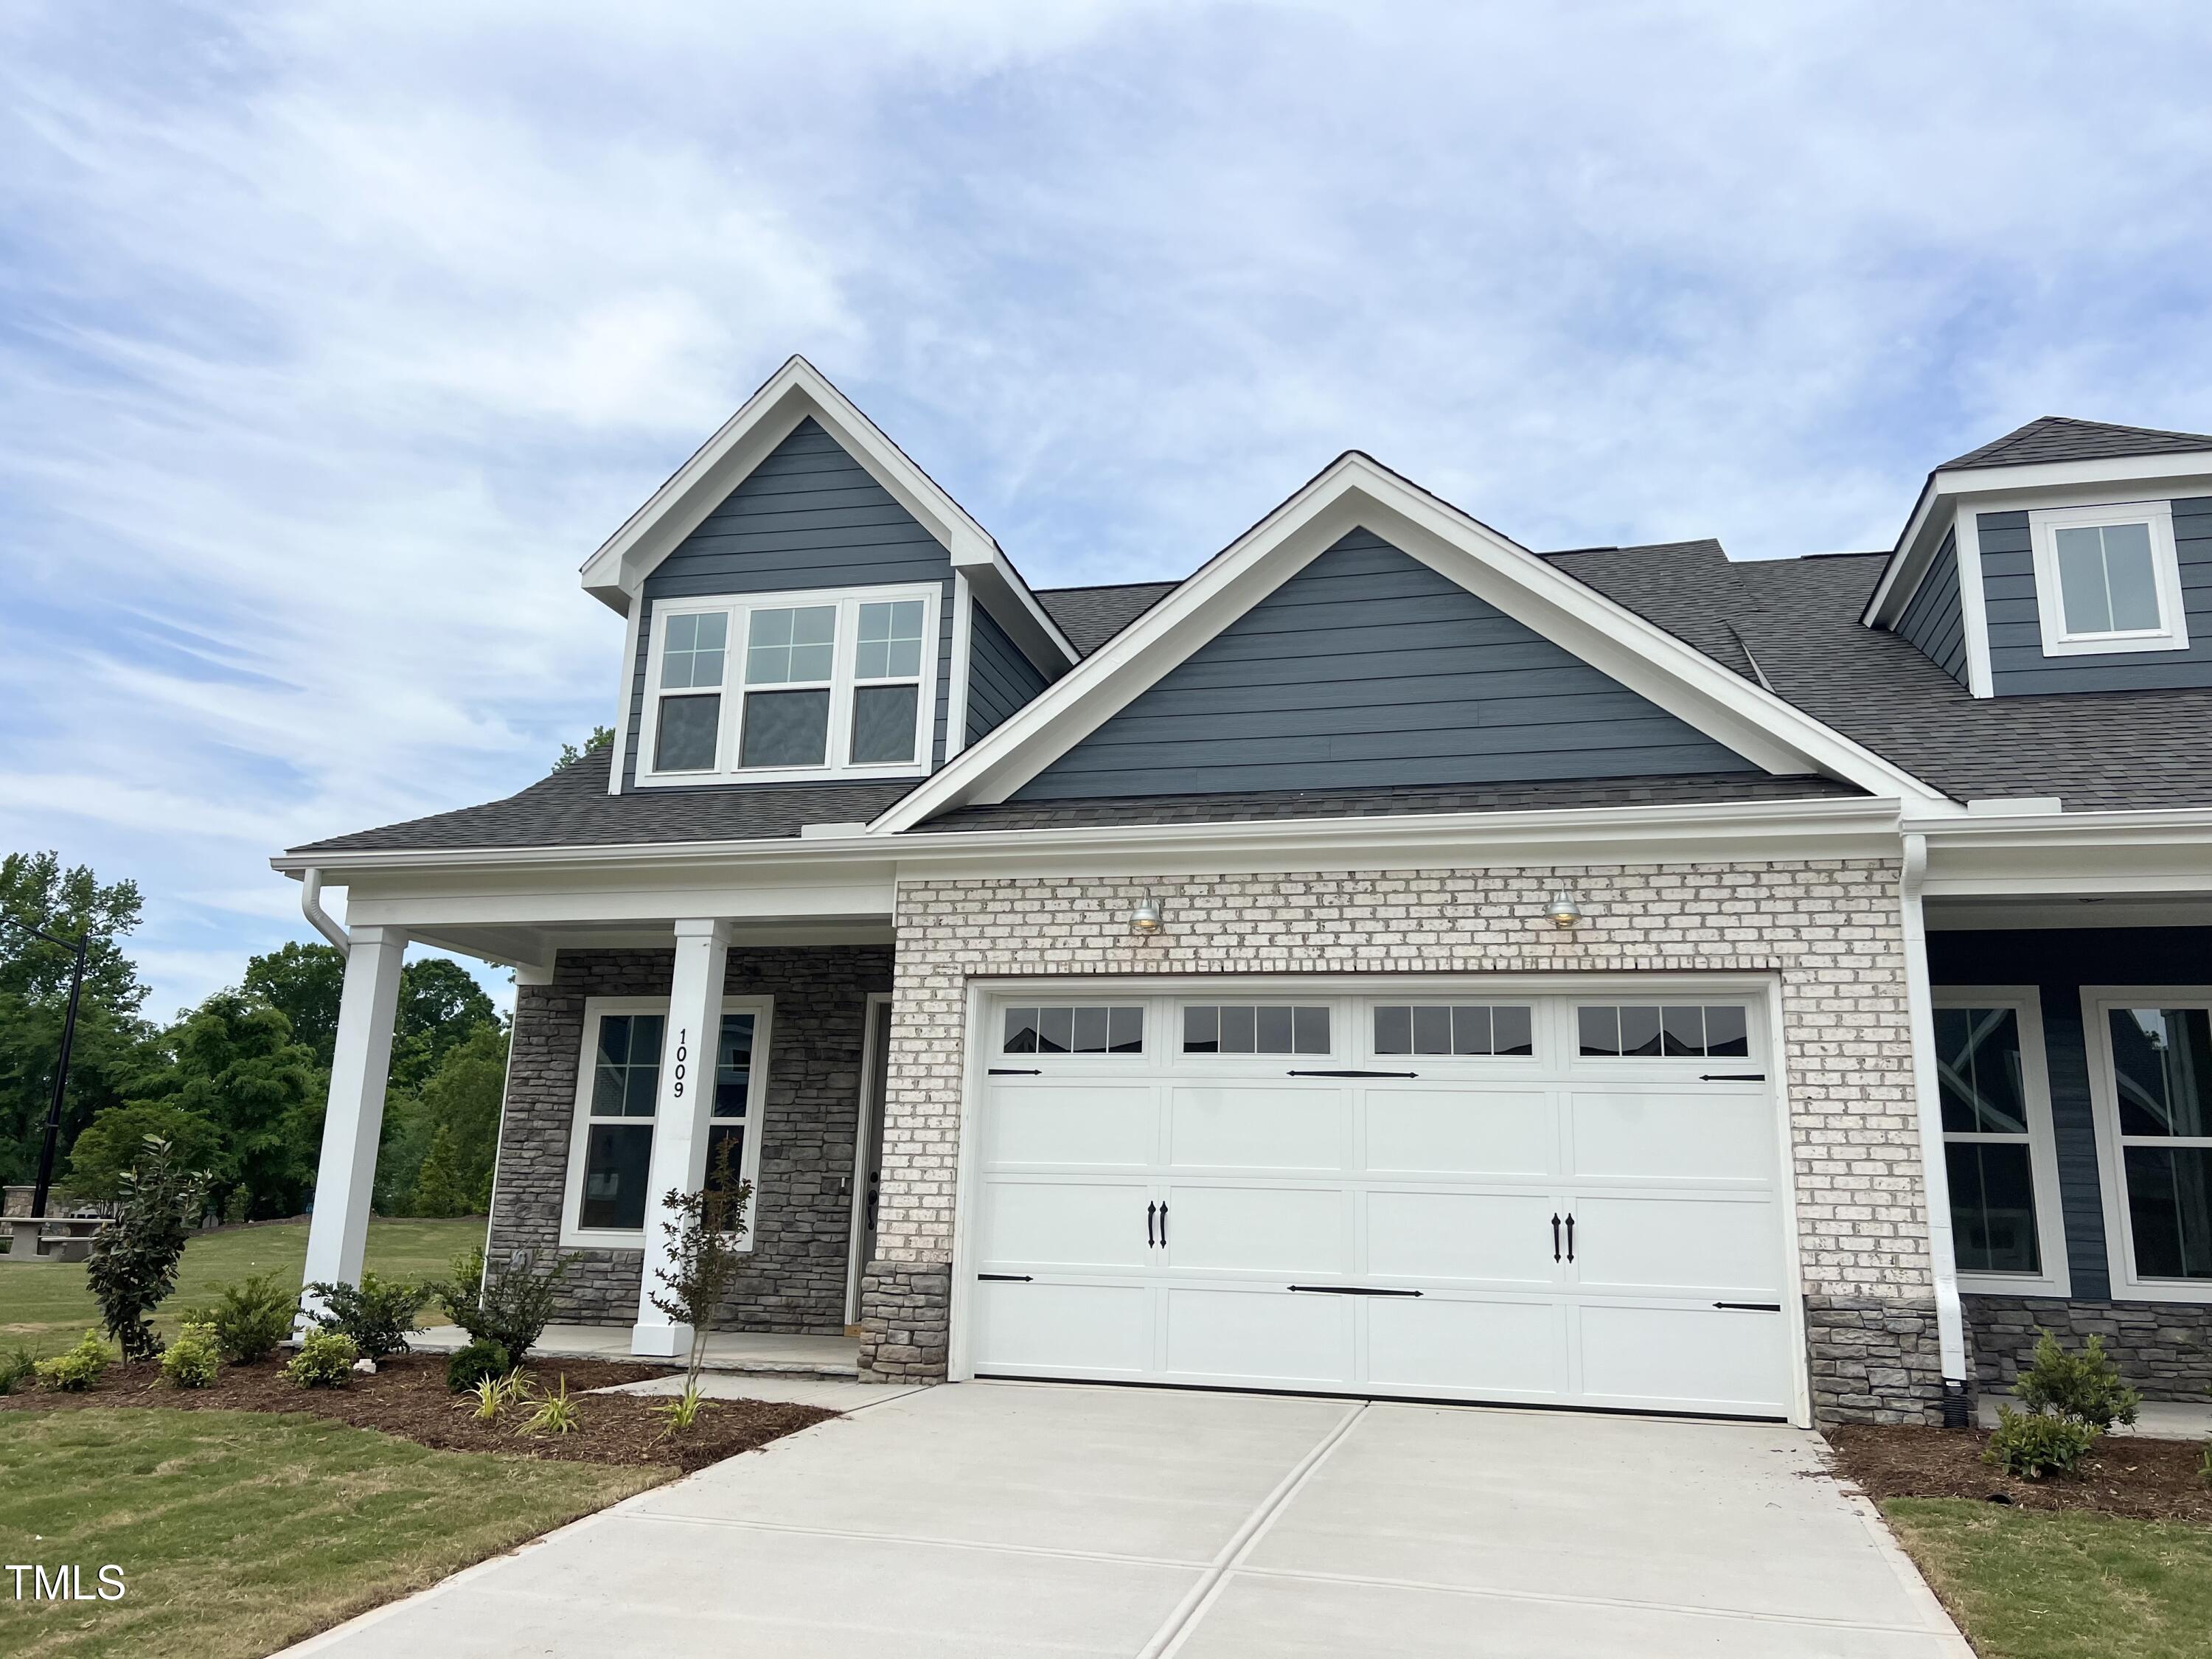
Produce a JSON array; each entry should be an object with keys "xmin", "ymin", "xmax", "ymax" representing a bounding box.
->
[
  {"xmin": 185, "ymin": 1274, "xmax": 297, "ymax": 1365},
  {"xmin": 517, "ymin": 1375, "xmax": 580, "ymax": 1436},
  {"xmin": 1983, "ymin": 1404, "xmax": 2099, "ymax": 1478},
  {"xmin": 445, "ymin": 1338, "xmax": 511, "ymax": 1394},
  {"xmin": 428, "ymin": 1245, "xmax": 577, "ymax": 1362},
  {"xmin": 304, "ymin": 1271, "xmax": 428, "ymax": 1361},
  {"xmin": 284, "ymin": 1330, "xmax": 359, "ymax": 1388},
  {"xmin": 0, "ymin": 1347, "xmax": 38, "ymax": 1397},
  {"xmin": 35, "ymin": 1331, "xmax": 112, "ymax": 1393},
  {"xmin": 649, "ymin": 1139, "xmax": 752, "ymax": 1396},
  {"xmin": 84, "ymin": 1135, "xmax": 209, "ymax": 1360},
  {"xmin": 2014, "ymin": 1333, "xmax": 2141, "ymax": 1430},
  {"xmin": 159, "ymin": 1322, "xmax": 221, "ymax": 1389}
]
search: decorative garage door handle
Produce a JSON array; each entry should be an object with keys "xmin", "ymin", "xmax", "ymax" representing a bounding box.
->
[
  {"xmin": 1287, "ymin": 1284, "xmax": 1424, "ymax": 1296},
  {"xmin": 1551, "ymin": 1213, "xmax": 1561, "ymax": 1262},
  {"xmin": 978, "ymin": 1273, "xmax": 1032, "ymax": 1282},
  {"xmin": 1160, "ymin": 1201, "xmax": 1168, "ymax": 1247},
  {"xmin": 990, "ymin": 1068, "xmax": 1043, "ymax": 1076},
  {"xmin": 1700, "ymin": 1073, "xmax": 1764, "ymax": 1082},
  {"xmin": 1712, "ymin": 1301, "xmax": 1781, "ymax": 1312},
  {"xmin": 1147, "ymin": 1201, "xmax": 1156, "ymax": 1247},
  {"xmin": 1565, "ymin": 1213, "xmax": 1575, "ymax": 1262},
  {"xmin": 1286, "ymin": 1069, "xmax": 1419, "ymax": 1079}
]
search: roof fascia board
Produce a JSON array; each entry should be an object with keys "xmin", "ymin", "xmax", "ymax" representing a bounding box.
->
[
  {"xmin": 961, "ymin": 548, "xmax": 1078, "ymax": 675},
  {"xmin": 578, "ymin": 356, "xmax": 1002, "ymax": 611},
  {"xmin": 876, "ymin": 453, "xmax": 1950, "ymax": 832}
]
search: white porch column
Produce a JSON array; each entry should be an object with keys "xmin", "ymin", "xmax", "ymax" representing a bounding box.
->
[
  {"xmin": 299, "ymin": 925, "xmax": 408, "ymax": 1323},
  {"xmin": 1900, "ymin": 835, "xmax": 1970, "ymax": 1415},
  {"xmin": 632, "ymin": 918, "xmax": 730, "ymax": 1358}
]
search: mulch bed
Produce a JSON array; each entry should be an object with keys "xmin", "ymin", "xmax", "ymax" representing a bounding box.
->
[
  {"xmin": 0, "ymin": 1352, "xmax": 837, "ymax": 1473},
  {"xmin": 1829, "ymin": 1424, "xmax": 2212, "ymax": 1524}
]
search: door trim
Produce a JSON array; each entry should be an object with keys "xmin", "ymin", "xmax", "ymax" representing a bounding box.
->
[{"xmin": 845, "ymin": 991, "xmax": 893, "ymax": 1328}]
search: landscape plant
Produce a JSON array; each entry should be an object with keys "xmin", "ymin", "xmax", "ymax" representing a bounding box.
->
[
  {"xmin": 1983, "ymin": 1403, "xmax": 2101, "ymax": 1479},
  {"xmin": 445, "ymin": 1336, "xmax": 511, "ymax": 1394},
  {"xmin": 187, "ymin": 1273, "xmax": 299, "ymax": 1363},
  {"xmin": 284, "ymin": 1329, "xmax": 359, "ymax": 1388},
  {"xmin": 428, "ymin": 1242, "xmax": 579, "ymax": 1360},
  {"xmin": 518, "ymin": 1375, "xmax": 580, "ymax": 1436},
  {"xmin": 652, "ymin": 1381, "xmax": 707, "ymax": 1439},
  {"xmin": 647, "ymin": 1138, "xmax": 752, "ymax": 1411},
  {"xmin": 466, "ymin": 1371, "xmax": 523, "ymax": 1422},
  {"xmin": 159, "ymin": 1321, "xmax": 222, "ymax": 1388},
  {"xmin": 83, "ymin": 1134, "xmax": 208, "ymax": 1359},
  {"xmin": 305, "ymin": 1269, "xmax": 428, "ymax": 1360},
  {"xmin": 35, "ymin": 1329, "xmax": 111, "ymax": 1392},
  {"xmin": 0, "ymin": 1347, "xmax": 37, "ymax": 1396},
  {"xmin": 2012, "ymin": 1332, "xmax": 2141, "ymax": 1430}
]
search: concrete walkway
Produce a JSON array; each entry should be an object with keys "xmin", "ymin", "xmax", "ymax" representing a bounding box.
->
[
  {"xmin": 409, "ymin": 1324, "xmax": 860, "ymax": 1376},
  {"xmin": 283, "ymin": 1382, "xmax": 1969, "ymax": 1658},
  {"xmin": 1976, "ymin": 1391, "xmax": 2212, "ymax": 1440}
]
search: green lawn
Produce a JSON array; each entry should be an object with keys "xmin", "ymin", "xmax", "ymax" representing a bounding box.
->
[
  {"xmin": 0, "ymin": 1408, "xmax": 659, "ymax": 1659},
  {"xmin": 0, "ymin": 1218, "xmax": 484, "ymax": 1357},
  {"xmin": 1884, "ymin": 1499, "xmax": 2212, "ymax": 1659}
]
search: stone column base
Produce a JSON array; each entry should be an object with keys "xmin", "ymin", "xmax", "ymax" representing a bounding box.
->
[
  {"xmin": 858, "ymin": 1259, "xmax": 951, "ymax": 1382},
  {"xmin": 1804, "ymin": 1294, "xmax": 1950, "ymax": 1425}
]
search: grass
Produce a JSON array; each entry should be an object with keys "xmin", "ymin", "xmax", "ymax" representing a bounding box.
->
[
  {"xmin": 1884, "ymin": 1498, "xmax": 2212, "ymax": 1659},
  {"xmin": 0, "ymin": 1408, "xmax": 661, "ymax": 1659},
  {"xmin": 0, "ymin": 1217, "xmax": 484, "ymax": 1357}
]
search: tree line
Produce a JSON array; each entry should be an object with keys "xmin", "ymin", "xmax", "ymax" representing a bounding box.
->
[{"xmin": 1, "ymin": 849, "xmax": 506, "ymax": 1220}]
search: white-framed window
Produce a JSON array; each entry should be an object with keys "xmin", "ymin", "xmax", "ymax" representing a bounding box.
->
[
  {"xmin": 1933, "ymin": 988, "xmax": 2070, "ymax": 1296},
  {"xmin": 2028, "ymin": 501, "xmax": 2189, "ymax": 657},
  {"xmin": 562, "ymin": 995, "xmax": 773, "ymax": 1250},
  {"xmin": 2084, "ymin": 987, "xmax": 2212, "ymax": 1301},
  {"xmin": 1000, "ymin": 1004, "xmax": 1145, "ymax": 1057},
  {"xmin": 1180, "ymin": 1004, "xmax": 1332, "ymax": 1056},
  {"xmin": 637, "ymin": 583, "xmax": 939, "ymax": 785}
]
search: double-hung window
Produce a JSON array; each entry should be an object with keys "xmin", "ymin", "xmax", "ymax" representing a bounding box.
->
[
  {"xmin": 2028, "ymin": 502, "xmax": 2188, "ymax": 657},
  {"xmin": 1933, "ymin": 990, "xmax": 2067, "ymax": 1294},
  {"xmin": 2087, "ymin": 990, "xmax": 2212, "ymax": 1298},
  {"xmin": 639, "ymin": 584, "xmax": 939, "ymax": 784},
  {"xmin": 565, "ymin": 997, "xmax": 773, "ymax": 1249}
]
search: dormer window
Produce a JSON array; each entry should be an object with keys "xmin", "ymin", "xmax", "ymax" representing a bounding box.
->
[
  {"xmin": 2030, "ymin": 502, "xmax": 2188, "ymax": 656},
  {"xmin": 640, "ymin": 583, "xmax": 939, "ymax": 785}
]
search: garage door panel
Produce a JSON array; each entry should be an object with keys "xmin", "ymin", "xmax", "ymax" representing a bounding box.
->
[
  {"xmin": 1363, "ymin": 1189, "xmax": 1559, "ymax": 1287},
  {"xmin": 1576, "ymin": 1302, "xmax": 1790, "ymax": 1414},
  {"xmin": 982, "ymin": 1180, "xmax": 1151, "ymax": 1270},
  {"xmin": 1567, "ymin": 1088, "xmax": 1773, "ymax": 1183},
  {"xmin": 1163, "ymin": 1286, "xmax": 1352, "ymax": 1385},
  {"xmin": 972, "ymin": 1280, "xmax": 1152, "ymax": 1376},
  {"xmin": 1169, "ymin": 1084, "xmax": 1346, "ymax": 1172},
  {"xmin": 1366, "ymin": 1295, "xmax": 1568, "ymax": 1397},
  {"xmin": 1569, "ymin": 1193, "xmax": 1781, "ymax": 1296},
  {"xmin": 1166, "ymin": 1183, "xmax": 1346, "ymax": 1274},
  {"xmin": 1362, "ymin": 1086, "xmax": 1554, "ymax": 1179},
  {"xmin": 983, "ymin": 1083, "xmax": 1157, "ymax": 1169}
]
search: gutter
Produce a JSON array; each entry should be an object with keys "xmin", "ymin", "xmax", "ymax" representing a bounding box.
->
[
  {"xmin": 299, "ymin": 869, "xmax": 350, "ymax": 958},
  {"xmin": 1900, "ymin": 832, "xmax": 1971, "ymax": 1421}
]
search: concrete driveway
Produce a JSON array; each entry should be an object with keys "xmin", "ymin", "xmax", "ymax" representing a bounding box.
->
[{"xmin": 287, "ymin": 1382, "xmax": 1969, "ymax": 1658}]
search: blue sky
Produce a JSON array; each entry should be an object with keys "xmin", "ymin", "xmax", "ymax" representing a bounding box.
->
[{"xmin": 4, "ymin": 1, "xmax": 2211, "ymax": 1018}]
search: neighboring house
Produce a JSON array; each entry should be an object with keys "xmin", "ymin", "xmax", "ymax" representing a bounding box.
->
[{"xmin": 277, "ymin": 359, "xmax": 2212, "ymax": 1427}]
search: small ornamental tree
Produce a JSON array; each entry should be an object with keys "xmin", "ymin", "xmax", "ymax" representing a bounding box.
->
[
  {"xmin": 84, "ymin": 1136, "xmax": 208, "ymax": 1360},
  {"xmin": 649, "ymin": 1138, "xmax": 753, "ymax": 1398}
]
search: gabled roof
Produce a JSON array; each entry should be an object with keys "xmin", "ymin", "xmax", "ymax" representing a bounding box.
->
[
  {"xmin": 1034, "ymin": 581, "xmax": 1180, "ymax": 656},
  {"xmin": 1941, "ymin": 415, "xmax": 2212, "ymax": 471}
]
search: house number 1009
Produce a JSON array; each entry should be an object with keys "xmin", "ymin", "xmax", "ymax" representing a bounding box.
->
[{"xmin": 671, "ymin": 1029, "xmax": 687, "ymax": 1096}]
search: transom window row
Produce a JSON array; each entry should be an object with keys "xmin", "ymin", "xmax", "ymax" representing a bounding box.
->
[
  {"xmin": 1002, "ymin": 1006, "xmax": 1144, "ymax": 1055},
  {"xmin": 1577, "ymin": 1004, "xmax": 1750, "ymax": 1059}
]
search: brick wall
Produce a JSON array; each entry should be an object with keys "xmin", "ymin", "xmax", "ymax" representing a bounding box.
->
[
  {"xmin": 488, "ymin": 945, "xmax": 889, "ymax": 1333},
  {"xmin": 861, "ymin": 860, "xmax": 1945, "ymax": 1419}
]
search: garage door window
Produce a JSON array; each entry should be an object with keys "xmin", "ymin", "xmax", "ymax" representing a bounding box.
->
[
  {"xmin": 1182, "ymin": 1004, "xmax": 1329, "ymax": 1055},
  {"xmin": 1374, "ymin": 1004, "xmax": 1533, "ymax": 1057},
  {"xmin": 1003, "ymin": 1005, "xmax": 1144, "ymax": 1056},
  {"xmin": 1578, "ymin": 1004, "xmax": 1750, "ymax": 1059}
]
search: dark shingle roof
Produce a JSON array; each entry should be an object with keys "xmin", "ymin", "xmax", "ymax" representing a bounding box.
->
[
  {"xmin": 1941, "ymin": 416, "xmax": 2212, "ymax": 471},
  {"xmin": 919, "ymin": 772, "xmax": 1861, "ymax": 833},
  {"xmin": 290, "ymin": 760, "xmax": 917, "ymax": 854},
  {"xmin": 1035, "ymin": 581, "xmax": 1179, "ymax": 655}
]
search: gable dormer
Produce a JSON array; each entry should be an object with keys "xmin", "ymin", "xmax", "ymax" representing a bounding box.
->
[
  {"xmin": 580, "ymin": 358, "xmax": 1075, "ymax": 793},
  {"xmin": 1867, "ymin": 417, "xmax": 2212, "ymax": 696}
]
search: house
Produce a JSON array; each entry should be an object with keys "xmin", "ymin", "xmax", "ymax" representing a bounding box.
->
[{"xmin": 275, "ymin": 358, "xmax": 2212, "ymax": 1427}]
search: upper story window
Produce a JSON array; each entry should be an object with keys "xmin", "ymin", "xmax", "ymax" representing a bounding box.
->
[
  {"xmin": 639, "ymin": 584, "xmax": 939, "ymax": 785},
  {"xmin": 2029, "ymin": 502, "xmax": 2188, "ymax": 657}
]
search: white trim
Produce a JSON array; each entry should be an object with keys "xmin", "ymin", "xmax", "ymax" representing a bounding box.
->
[
  {"xmin": 1951, "ymin": 509, "xmax": 1995, "ymax": 698},
  {"xmin": 560, "ymin": 993, "xmax": 774, "ymax": 1252},
  {"xmin": 1931, "ymin": 987, "xmax": 2070, "ymax": 1297},
  {"xmin": 1899, "ymin": 835, "xmax": 1969, "ymax": 1387},
  {"xmin": 873, "ymin": 453, "xmax": 1952, "ymax": 832},
  {"xmin": 956, "ymin": 548, "xmax": 1077, "ymax": 675},
  {"xmin": 2028, "ymin": 500, "xmax": 2189, "ymax": 657},
  {"xmin": 2081, "ymin": 985, "xmax": 2212, "ymax": 1304},
  {"xmin": 845, "ymin": 991, "xmax": 892, "ymax": 1326},
  {"xmin": 944, "ymin": 571, "xmax": 973, "ymax": 762},
  {"xmin": 635, "ymin": 583, "xmax": 941, "ymax": 787},
  {"xmin": 608, "ymin": 602, "xmax": 642, "ymax": 795}
]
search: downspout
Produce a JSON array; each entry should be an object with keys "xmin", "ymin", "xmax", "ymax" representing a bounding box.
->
[
  {"xmin": 1900, "ymin": 832, "xmax": 1971, "ymax": 1425},
  {"xmin": 301, "ymin": 869, "xmax": 349, "ymax": 959}
]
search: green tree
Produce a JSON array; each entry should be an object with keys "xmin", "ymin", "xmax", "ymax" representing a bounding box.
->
[
  {"xmin": 389, "ymin": 958, "xmax": 496, "ymax": 1093},
  {"xmin": 126, "ymin": 992, "xmax": 319, "ymax": 1219},
  {"xmin": 554, "ymin": 726, "xmax": 615, "ymax": 771},
  {"xmin": 404, "ymin": 1022, "xmax": 508, "ymax": 1215},
  {"xmin": 65, "ymin": 1101, "xmax": 223, "ymax": 1200},
  {"xmin": 242, "ymin": 941, "xmax": 347, "ymax": 1071},
  {"xmin": 0, "ymin": 852, "xmax": 156, "ymax": 1186}
]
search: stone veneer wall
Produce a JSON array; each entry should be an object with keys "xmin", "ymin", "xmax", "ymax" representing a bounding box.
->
[
  {"xmin": 862, "ymin": 861, "xmax": 1948, "ymax": 1421},
  {"xmin": 1967, "ymin": 1296, "xmax": 2212, "ymax": 1402},
  {"xmin": 488, "ymin": 945, "xmax": 890, "ymax": 1333}
]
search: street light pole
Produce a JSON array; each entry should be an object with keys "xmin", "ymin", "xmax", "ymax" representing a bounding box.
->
[{"xmin": 24, "ymin": 925, "xmax": 89, "ymax": 1221}]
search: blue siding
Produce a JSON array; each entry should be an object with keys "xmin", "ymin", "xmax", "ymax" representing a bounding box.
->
[
  {"xmin": 1927, "ymin": 925, "xmax": 2212, "ymax": 1301},
  {"xmin": 1014, "ymin": 529, "xmax": 1758, "ymax": 801},
  {"xmin": 1894, "ymin": 529, "xmax": 1968, "ymax": 684},
  {"xmin": 966, "ymin": 600, "xmax": 1049, "ymax": 744},
  {"xmin": 623, "ymin": 418, "xmax": 955, "ymax": 787},
  {"xmin": 1983, "ymin": 498, "xmax": 2212, "ymax": 695}
]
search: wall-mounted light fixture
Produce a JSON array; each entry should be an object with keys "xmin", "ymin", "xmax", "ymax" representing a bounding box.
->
[
  {"xmin": 1130, "ymin": 897, "xmax": 1164, "ymax": 936},
  {"xmin": 1545, "ymin": 892, "xmax": 1584, "ymax": 931}
]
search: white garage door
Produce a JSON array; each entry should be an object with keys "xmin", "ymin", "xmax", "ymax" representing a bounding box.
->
[{"xmin": 966, "ymin": 990, "xmax": 1794, "ymax": 1418}]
